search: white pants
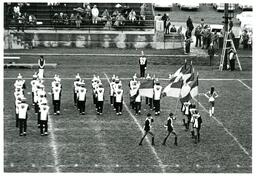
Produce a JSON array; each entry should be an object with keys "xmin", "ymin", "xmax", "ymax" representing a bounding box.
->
[{"xmin": 38, "ymin": 68, "xmax": 44, "ymax": 79}]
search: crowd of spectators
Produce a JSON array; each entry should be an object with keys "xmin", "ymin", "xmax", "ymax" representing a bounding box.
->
[
  {"xmin": 5, "ymin": 3, "xmax": 37, "ymax": 32},
  {"xmin": 49, "ymin": 3, "xmax": 148, "ymax": 29}
]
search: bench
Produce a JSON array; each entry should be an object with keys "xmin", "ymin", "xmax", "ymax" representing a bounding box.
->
[
  {"xmin": 4, "ymin": 63, "xmax": 57, "ymax": 69},
  {"xmin": 4, "ymin": 56, "xmax": 21, "ymax": 60}
]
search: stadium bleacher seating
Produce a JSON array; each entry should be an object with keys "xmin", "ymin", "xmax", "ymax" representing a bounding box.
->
[{"xmin": 4, "ymin": 2, "xmax": 155, "ymax": 30}]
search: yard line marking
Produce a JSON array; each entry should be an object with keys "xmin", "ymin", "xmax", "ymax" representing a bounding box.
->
[
  {"xmin": 48, "ymin": 115, "xmax": 60, "ymax": 172},
  {"xmin": 3, "ymin": 77, "xmax": 252, "ymax": 81},
  {"xmin": 104, "ymin": 72, "xmax": 166, "ymax": 173},
  {"xmin": 237, "ymin": 79, "xmax": 252, "ymax": 91},
  {"xmin": 193, "ymin": 98, "xmax": 252, "ymax": 159}
]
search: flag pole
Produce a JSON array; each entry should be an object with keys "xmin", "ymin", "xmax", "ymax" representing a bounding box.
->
[{"xmin": 196, "ymin": 72, "xmax": 199, "ymax": 109}]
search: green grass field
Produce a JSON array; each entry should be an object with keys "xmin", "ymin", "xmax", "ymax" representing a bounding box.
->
[{"xmin": 4, "ymin": 48, "xmax": 252, "ymax": 173}]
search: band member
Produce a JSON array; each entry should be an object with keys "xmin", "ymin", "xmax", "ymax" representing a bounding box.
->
[
  {"xmin": 162, "ymin": 113, "xmax": 178, "ymax": 146},
  {"xmin": 153, "ymin": 80, "xmax": 162, "ymax": 116},
  {"xmin": 204, "ymin": 86, "xmax": 218, "ymax": 117},
  {"xmin": 139, "ymin": 113, "xmax": 155, "ymax": 145},
  {"xmin": 96, "ymin": 83, "xmax": 104, "ymax": 115},
  {"xmin": 39, "ymin": 101, "xmax": 49, "ymax": 136},
  {"xmin": 110, "ymin": 75, "xmax": 116, "ymax": 106},
  {"xmin": 14, "ymin": 73, "xmax": 26, "ymax": 92},
  {"xmin": 73, "ymin": 73, "xmax": 81, "ymax": 107},
  {"xmin": 139, "ymin": 51, "xmax": 147, "ymax": 78},
  {"xmin": 189, "ymin": 104, "xmax": 197, "ymax": 138},
  {"xmin": 52, "ymin": 82, "xmax": 62, "ymax": 115},
  {"xmin": 183, "ymin": 101, "xmax": 192, "ymax": 130},
  {"xmin": 17, "ymin": 98, "xmax": 29, "ymax": 136},
  {"xmin": 77, "ymin": 82, "xmax": 87, "ymax": 115},
  {"xmin": 115, "ymin": 85, "xmax": 123, "ymax": 115},
  {"xmin": 31, "ymin": 73, "xmax": 38, "ymax": 105},
  {"xmin": 38, "ymin": 56, "xmax": 45, "ymax": 79},
  {"xmin": 145, "ymin": 74, "xmax": 153, "ymax": 109}
]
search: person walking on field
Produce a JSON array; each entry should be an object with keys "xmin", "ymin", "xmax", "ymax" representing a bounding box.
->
[
  {"xmin": 162, "ymin": 113, "xmax": 178, "ymax": 146},
  {"xmin": 139, "ymin": 113, "xmax": 155, "ymax": 145},
  {"xmin": 139, "ymin": 51, "xmax": 147, "ymax": 78}
]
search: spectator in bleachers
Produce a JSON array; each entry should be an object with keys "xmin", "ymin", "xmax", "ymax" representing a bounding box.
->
[
  {"xmin": 76, "ymin": 13, "xmax": 82, "ymax": 29},
  {"xmin": 28, "ymin": 14, "xmax": 37, "ymax": 26},
  {"xmin": 137, "ymin": 15, "xmax": 145, "ymax": 26},
  {"xmin": 102, "ymin": 9, "xmax": 110, "ymax": 21},
  {"xmin": 70, "ymin": 13, "xmax": 76, "ymax": 25},
  {"xmin": 84, "ymin": 4, "xmax": 92, "ymax": 24},
  {"xmin": 13, "ymin": 4, "xmax": 20, "ymax": 16},
  {"xmin": 241, "ymin": 30, "xmax": 249, "ymax": 49},
  {"xmin": 128, "ymin": 9, "xmax": 136, "ymax": 23},
  {"xmin": 170, "ymin": 25, "xmax": 177, "ymax": 32},
  {"xmin": 63, "ymin": 13, "xmax": 69, "ymax": 25},
  {"xmin": 140, "ymin": 3, "xmax": 146, "ymax": 21},
  {"xmin": 91, "ymin": 5, "xmax": 99, "ymax": 24},
  {"xmin": 17, "ymin": 13, "xmax": 25, "ymax": 32},
  {"xmin": 112, "ymin": 9, "xmax": 119, "ymax": 17},
  {"xmin": 122, "ymin": 5, "xmax": 131, "ymax": 19},
  {"xmin": 52, "ymin": 13, "xmax": 59, "ymax": 28},
  {"xmin": 58, "ymin": 12, "xmax": 64, "ymax": 25},
  {"xmin": 186, "ymin": 16, "xmax": 194, "ymax": 32},
  {"xmin": 114, "ymin": 12, "xmax": 125, "ymax": 27}
]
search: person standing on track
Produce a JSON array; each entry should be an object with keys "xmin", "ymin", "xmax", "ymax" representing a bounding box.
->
[
  {"xmin": 139, "ymin": 51, "xmax": 147, "ymax": 78},
  {"xmin": 139, "ymin": 113, "xmax": 155, "ymax": 146},
  {"xmin": 38, "ymin": 55, "xmax": 45, "ymax": 79},
  {"xmin": 162, "ymin": 113, "xmax": 178, "ymax": 146},
  {"xmin": 204, "ymin": 86, "xmax": 218, "ymax": 117}
]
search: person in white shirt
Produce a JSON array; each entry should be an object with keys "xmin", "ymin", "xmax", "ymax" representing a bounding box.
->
[
  {"xmin": 39, "ymin": 102, "xmax": 49, "ymax": 136},
  {"xmin": 14, "ymin": 73, "xmax": 26, "ymax": 92},
  {"xmin": 52, "ymin": 82, "xmax": 62, "ymax": 115},
  {"xmin": 91, "ymin": 5, "xmax": 99, "ymax": 24},
  {"xmin": 73, "ymin": 73, "xmax": 81, "ymax": 106},
  {"xmin": 139, "ymin": 51, "xmax": 147, "ymax": 78},
  {"xmin": 115, "ymin": 85, "xmax": 123, "ymax": 115},
  {"xmin": 191, "ymin": 109, "xmax": 202, "ymax": 144},
  {"xmin": 30, "ymin": 73, "xmax": 38, "ymax": 105},
  {"xmin": 183, "ymin": 101, "xmax": 192, "ymax": 130},
  {"xmin": 153, "ymin": 81, "xmax": 162, "ymax": 116},
  {"xmin": 109, "ymin": 76, "xmax": 116, "ymax": 106},
  {"xmin": 77, "ymin": 83, "xmax": 87, "ymax": 115},
  {"xmin": 135, "ymin": 90, "xmax": 142, "ymax": 115},
  {"xmin": 18, "ymin": 98, "xmax": 29, "ymax": 136},
  {"xmin": 96, "ymin": 83, "xmax": 104, "ymax": 115},
  {"xmin": 204, "ymin": 86, "xmax": 218, "ymax": 117}
]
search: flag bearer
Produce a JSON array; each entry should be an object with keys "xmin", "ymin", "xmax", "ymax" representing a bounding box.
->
[
  {"xmin": 139, "ymin": 113, "xmax": 155, "ymax": 145},
  {"xmin": 17, "ymin": 97, "xmax": 29, "ymax": 136},
  {"xmin": 183, "ymin": 101, "xmax": 191, "ymax": 130},
  {"xmin": 77, "ymin": 82, "xmax": 87, "ymax": 115},
  {"xmin": 189, "ymin": 104, "xmax": 197, "ymax": 138},
  {"xmin": 115, "ymin": 85, "xmax": 123, "ymax": 115},
  {"xmin": 204, "ymin": 86, "xmax": 218, "ymax": 117},
  {"xmin": 162, "ymin": 113, "xmax": 178, "ymax": 146},
  {"xmin": 39, "ymin": 101, "xmax": 49, "ymax": 136},
  {"xmin": 153, "ymin": 80, "xmax": 162, "ymax": 116},
  {"xmin": 96, "ymin": 83, "xmax": 104, "ymax": 115},
  {"xmin": 191, "ymin": 110, "xmax": 202, "ymax": 143}
]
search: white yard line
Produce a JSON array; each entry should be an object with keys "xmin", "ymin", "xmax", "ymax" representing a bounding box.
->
[
  {"xmin": 193, "ymin": 98, "xmax": 252, "ymax": 159},
  {"xmin": 48, "ymin": 115, "xmax": 60, "ymax": 172},
  {"xmin": 237, "ymin": 79, "xmax": 252, "ymax": 91},
  {"xmin": 104, "ymin": 72, "xmax": 166, "ymax": 173},
  {"xmin": 3, "ymin": 77, "xmax": 252, "ymax": 81}
]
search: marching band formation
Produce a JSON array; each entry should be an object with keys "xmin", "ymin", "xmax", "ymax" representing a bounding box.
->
[{"xmin": 12, "ymin": 54, "xmax": 219, "ymax": 146}]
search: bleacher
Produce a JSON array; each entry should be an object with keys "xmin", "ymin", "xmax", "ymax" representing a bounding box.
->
[{"xmin": 4, "ymin": 2, "xmax": 155, "ymax": 30}]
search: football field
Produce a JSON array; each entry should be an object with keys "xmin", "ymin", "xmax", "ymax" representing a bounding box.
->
[{"xmin": 3, "ymin": 49, "xmax": 252, "ymax": 173}]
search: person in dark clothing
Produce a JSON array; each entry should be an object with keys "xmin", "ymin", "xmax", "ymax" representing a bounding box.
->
[
  {"xmin": 139, "ymin": 51, "xmax": 147, "ymax": 78},
  {"xmin": 228, "ymin": 47, "xmax": 236, "ymax": 71},
  {"xmin": 185, "ymin": 29, "xmax": 192, "ymax": 54},
  {"xmin": 229, "ymin": 19, "xmax": 233, "ymax": 31},
  {"xmin": 191, "ymin": 110, "xmax": 202, "ymax": 144},
  {"xmin": 195, "ymin": 25, "xmax": 202, "ymax": 47},
  {"xmin": 162, "ymin": 113, "xmax": 178, "ymax": 146},
  {"xmin": 170, "ymin": 25, "xmax": 177, "ymax": 32},
  {"xmin": 186, "ymin": 16, "xmax": 194, "ymax": 32},
  {"xmin": 139, "ymin": 113, "xmax": 155, "ymax": 146},
  {"xmin": 208, "ymin": 43, "xmax": 215, "ymax": 66},
  {"xmin": 161, "ymin": 14, "xmax": 168, "ymax": 33}
]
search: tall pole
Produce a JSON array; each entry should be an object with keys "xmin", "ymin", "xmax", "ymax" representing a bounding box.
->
[{"xmin": 222, "ymin": 3, "xmax": 229, "ymax": 70}]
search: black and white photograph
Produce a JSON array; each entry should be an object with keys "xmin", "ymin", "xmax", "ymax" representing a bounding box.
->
[{"xmin": 1, "ymin": 0, "xmax": 254, "ymax": 174}]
